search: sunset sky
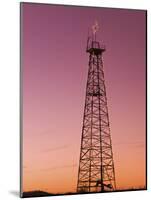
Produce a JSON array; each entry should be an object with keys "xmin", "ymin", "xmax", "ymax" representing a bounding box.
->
[{"xmin": 22, "ymin": 3, "xmax": 146, "ymax": 194}]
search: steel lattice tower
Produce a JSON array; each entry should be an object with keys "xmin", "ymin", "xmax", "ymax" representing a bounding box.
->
[{"xmin": 77, "ymin": 25, "xmax": 116, "ymax": 193}]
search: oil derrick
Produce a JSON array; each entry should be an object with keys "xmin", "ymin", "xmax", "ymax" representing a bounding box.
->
[{"xmin": 77, "ymin": 22, "xmax": 116, "ymax": 193}]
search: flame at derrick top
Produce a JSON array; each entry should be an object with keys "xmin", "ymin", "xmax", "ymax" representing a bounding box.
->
[
  {"xmin": 92, "ymin": 20, "xmax": 99, "ymax": 35},
  {"xmin": 86, "ymin": 20, "xmax": 105, "ymax": 54}
]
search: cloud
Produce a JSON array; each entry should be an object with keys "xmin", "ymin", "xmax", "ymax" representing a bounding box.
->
[
  {"xmin": 135, "ymin": 143, "xmax": 145, "ymax": 148},
  {"xmin": 114, "ymin": 141, "xmax": 145, "ymax": 147},
  {"xmin": 43, "ymin": 144, "xmax": 70, "ymax": 152},
  {"xmin": 40, "ymin": 164, "xmax": 77, "ymax": 172}
]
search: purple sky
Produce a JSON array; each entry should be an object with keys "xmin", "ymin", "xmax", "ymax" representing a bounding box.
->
[{"xmin": 22, "ymin": 3, "xmax": 146, "ymax": 193}]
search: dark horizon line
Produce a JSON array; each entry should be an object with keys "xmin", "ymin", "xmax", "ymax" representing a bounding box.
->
[{"xmin": 22, "ymin": 186, "xmax": 147, "ymax": 198}]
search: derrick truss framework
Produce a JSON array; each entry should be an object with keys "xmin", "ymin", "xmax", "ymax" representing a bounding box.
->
[{"xmin": 77, "ymin": 47, "xmax": 116, "ymax": 193}]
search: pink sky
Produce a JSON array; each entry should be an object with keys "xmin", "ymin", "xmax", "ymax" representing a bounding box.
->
[{"xmin": 22, "ymin": 3, "xmax": 146, "ymax": 193}]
